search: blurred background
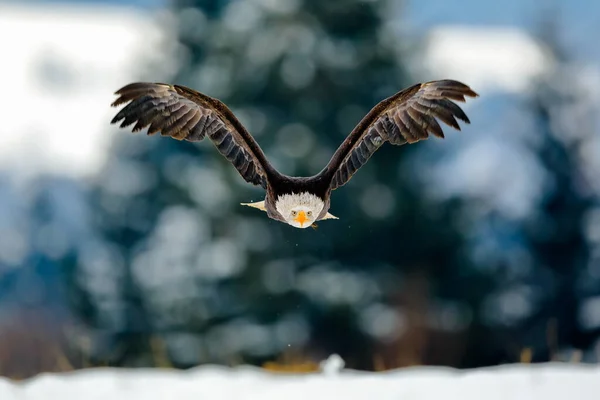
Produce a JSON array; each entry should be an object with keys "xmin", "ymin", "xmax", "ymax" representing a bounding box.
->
[{"xmin": 1, "ymin": 0, "xmax": 599, "ymax": 378}]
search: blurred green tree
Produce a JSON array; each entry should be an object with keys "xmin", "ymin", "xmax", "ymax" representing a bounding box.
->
[
  {"xmin": 70, "ymin": 0, "xmax": 494, "ymax": 370},
  {"xmin": 511, "ymin": 20, "xmax": 598, "ymax": 362},
  {"xmin": 437, "ymin": 17, "xmax": 600, "ymax": 365}
]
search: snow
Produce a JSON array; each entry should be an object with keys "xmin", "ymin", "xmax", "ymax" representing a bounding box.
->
[
  {"xmin": 0, "ymin": 357, "xmax": 598, "ymax": 400},
  {"xmin": 419, "ymin": 26, "xmax": 550, "ymax": 94},
  {"xmin": 0, "ymin": 3, "xmax": 176, "ymax": 180}
]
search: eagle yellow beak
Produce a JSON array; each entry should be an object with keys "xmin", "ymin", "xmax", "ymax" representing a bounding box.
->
[{"xmin": 294, "ymin": 210, "xmax": 308, "ymax": 227}]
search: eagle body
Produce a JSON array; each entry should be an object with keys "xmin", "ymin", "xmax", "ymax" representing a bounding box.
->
[{"xmin": 111, "ymin": 80, "xmax": 478, "ymax": 229}]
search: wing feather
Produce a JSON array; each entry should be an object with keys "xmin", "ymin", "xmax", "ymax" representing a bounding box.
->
[
  {"xmin": 111, "ymin": 82, "xmax": 275, "ymax": 188},
  {"xmin": 325, "ymin": 80, "xmax": 478, "ymax": 190}
]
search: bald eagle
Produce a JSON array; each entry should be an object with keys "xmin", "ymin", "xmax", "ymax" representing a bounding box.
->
[{"xmin": 111, "ymin": 80, "xmax": 477, "ymax": 229}]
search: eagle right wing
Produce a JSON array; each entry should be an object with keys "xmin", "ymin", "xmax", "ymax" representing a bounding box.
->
[
  {"xmin": 111, "ymin": 82, "xmax": 273, "ymax": 189},
  {"xmin": 324, "ymin": 80, "xmax": 478, "ymax": 190}
]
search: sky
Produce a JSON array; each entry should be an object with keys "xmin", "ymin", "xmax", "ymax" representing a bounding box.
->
[
  {"xmin": 403, "ymin": 0, "xmax": 600, "ymax": 64},
  {"xmin": 8, "ymin": 0, "xmax": 600, "ymax": 63}
]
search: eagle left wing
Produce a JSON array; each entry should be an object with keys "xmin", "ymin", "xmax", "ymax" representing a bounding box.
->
[
  {"xmin": 323, "ymin": 80, "xmax": 478, "ymax": 190},
  {"xmin": 110, "ymin": 82, "xmax": 277, "ymax": 189}
]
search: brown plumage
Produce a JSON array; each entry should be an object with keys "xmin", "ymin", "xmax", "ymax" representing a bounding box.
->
[
  {"xmin": 111, "ymin": 83, "xmax": 270, "ymax": 188},
  {"xmin": 327, "ymin": 80, "xmax": 477, "ymax": 189},
  {"xmin": 111, "ymin": 80, "xmax": 478, "ymax": 229}
]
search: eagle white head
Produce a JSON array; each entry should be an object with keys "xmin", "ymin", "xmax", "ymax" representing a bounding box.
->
[{"xmin": 275, "ymin": 192, "xmax": 324, "ymax": 228}]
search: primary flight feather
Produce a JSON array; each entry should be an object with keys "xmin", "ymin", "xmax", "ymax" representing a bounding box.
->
[{"xmin": 111, "ymin": 80, "xmax": 478, "ymax": 228}]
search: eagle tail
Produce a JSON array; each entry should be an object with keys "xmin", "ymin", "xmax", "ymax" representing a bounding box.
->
[
  {"xmin": 241, "ymin": 201, "xmax": 267, "ymax": 211},
  {"xmin": 322, "ymin": 212, "xmax": 338, "ymax": 220}
]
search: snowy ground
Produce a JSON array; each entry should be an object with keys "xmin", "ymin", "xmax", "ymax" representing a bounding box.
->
[{"xmin": 0, "ymin": 356, "xmax": 598, "ymax": 400}]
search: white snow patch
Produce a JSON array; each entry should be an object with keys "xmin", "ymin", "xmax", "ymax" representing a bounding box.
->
[
  {"xmin": 419, "ymin": 26, "xmax": 551, "ymax": 94},
  {"xmin": 0, "ymin": 4, "xmax": 177, "ymax": 180},
  {"xmin": 320, "ymin": 353, "xmax": 345, "ymax": 375},
  {"xmin": 580, "ymin": 296, "xmax": 600, "ymax": 330},
  {"xmin": 0, "ymin": 362, "xmax": 599, "ymax": 400}
]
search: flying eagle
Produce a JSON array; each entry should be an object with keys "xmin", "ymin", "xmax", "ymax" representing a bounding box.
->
[{"xmin": 111, "ymin": 80, "xmax": 477, "ymax": 229}]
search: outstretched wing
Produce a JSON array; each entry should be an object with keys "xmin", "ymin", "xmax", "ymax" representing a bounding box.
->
[
  {"xmin": 111, "ymin": 82, "xmax": 274, "ymax": 189},
  {"xmin": 324, "ymin": 80, "xmax": 478, "ymax": 190}
]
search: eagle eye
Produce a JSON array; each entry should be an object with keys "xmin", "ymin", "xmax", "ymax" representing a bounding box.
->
[
  {"xmin": 291, "ymin": 210, "xmax": 297, "ymax": 217},
  {"xmin": 307, "ymin": 211, "xmax": 313, "ymax": 216}
]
